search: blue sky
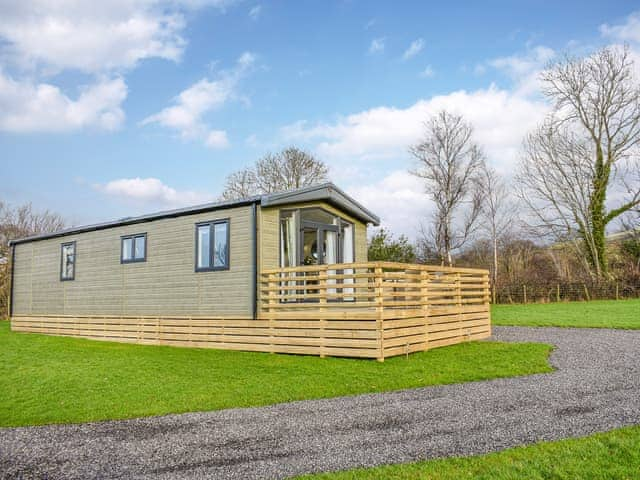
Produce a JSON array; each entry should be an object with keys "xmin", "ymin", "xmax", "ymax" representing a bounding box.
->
[{"xmin": 1, "ymin": 1, "xmax": 639, "ymax": 237}]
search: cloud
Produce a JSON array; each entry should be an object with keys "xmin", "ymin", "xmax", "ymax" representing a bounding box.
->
[
  {"xmin": 369, "ymin": 38, "xmax": 385, "ymax": 54},
  {"xmin": 141, "ymin": 52, "xmax": 256, "ymax": 148},
  {"xmin": 402, "ymin": 38, "xmax": 424, "ymax": 60},
  {"xmin": 419, "ymin": 65, "xmax": 435, "ymax": 78},
  {"xmin": 282, "ymin": 85, "xmax": 549, "ymax": 172},
  {"xmin": 95, "ymin": 177, "xmax": 214, "ymax": 208},
  {"xmin": 248, "ymin": 5, "xmax": 262, "ymax": 20},
  {"xmin": 0, "ymin": 71, "xmax": 126, "ymax": 132},
  {"xmin": 600, "ymin": 11, "xmax": 640, "ymax": 44},
  {"xmin": 486, "ymin": 45, "xmax": 555, "ymax": 95},
  {"xmin": 0, "ymin": 0, "xmax": 232, "ymax": 74},
  {"xmin": 346, "ymin": 170, "xmax": 433, "ymax": 239}
]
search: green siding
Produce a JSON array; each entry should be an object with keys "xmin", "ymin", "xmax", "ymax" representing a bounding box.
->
[{"xmin": 12, "ymin": 206, "xmax": 253, "ymax": 317}]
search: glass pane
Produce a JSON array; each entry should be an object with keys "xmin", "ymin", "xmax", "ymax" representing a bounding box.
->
[
  {"xmin": 134, "ymin": 236, "xmax": 145, "ymax": 260},
  {"xmin": 122, "ymin": 238, "xmax": 133, "ymax": 261},
  {"xmin": 302, "ymin": 229, "xmax": 319, "ymax": 265},
  {"xmin": 62, "ymin": 244, "xmax": 75, "ymax": 278},
  {"xmin": 197, "ymin": 225, "xmax": 210, "ymax": 268},
  {"xmin": 213, "ymin": 222, "xmax": 228, "ymax": 267}
]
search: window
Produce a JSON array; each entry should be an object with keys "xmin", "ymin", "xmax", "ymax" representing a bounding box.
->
[
  {"xmin": 121, "ymin": 234, "xmax": 147, "ymax": 263},
  {"xmin": 60, "ymin": 242, "xmax": 76, "ymax": 281},
  {"xmin": 195, "ymin": 220, "xmax": 229, "ymax": 271}
]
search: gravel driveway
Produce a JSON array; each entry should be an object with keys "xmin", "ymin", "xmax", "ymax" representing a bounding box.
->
[{"xmin": 2, "ymin": 326, "xmax": 640, "ymax": 479}]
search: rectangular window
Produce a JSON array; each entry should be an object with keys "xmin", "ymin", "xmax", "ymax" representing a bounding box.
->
[
  {"xmin": 60, "ymin": 242, "xmax": 75, "ymax": 281},
  {"xmin": 195, "ymin": 219, "xmax": 229, "ymax": 271},
  {"xmin": 121, "ymin": 234, "xmax": 147, "ymax": 263}
]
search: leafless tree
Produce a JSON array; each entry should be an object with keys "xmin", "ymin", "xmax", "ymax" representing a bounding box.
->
[
  {"xmin": 410, "ymin": 110, "xmax": 483, "ymax": 265},
  {"xmin": 220, "ymin": 169, "xmax": 257, "ymax": 201},
  {"xmin": 518, "ymin": 46, "xmax": 640, "ymax": 277},
  {"xmin": 478, "ymin": 162, "xmax": 517, "ymax": 300},
  {"xmin": 0, "ymin": 201, "xmax": 66, "ymax": 318},
  {"xmin": 221, "ymin": 147, "xmax": 329, "ymax": 200}
]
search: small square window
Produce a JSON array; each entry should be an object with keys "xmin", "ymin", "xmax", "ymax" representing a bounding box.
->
[
  {"xmin": 121, "ymin": 234, "xmax": 147, "ymax": 263},
  {"xmin": 60, "ymin": 242, "xmax": 75, "ymax": 281}
]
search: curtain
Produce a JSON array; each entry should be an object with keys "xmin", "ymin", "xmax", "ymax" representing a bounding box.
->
[{"xmin": 342, "ymin": 224, "xmax": 354, "ymax": 297}]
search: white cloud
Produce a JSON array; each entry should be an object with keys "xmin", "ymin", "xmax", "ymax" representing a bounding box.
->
[
  {"xmin": 346, "ymin": 170, "xmax": 432, "ymax": 239},
  {"xmin": 0, "ymin": 0, "xmax": 232, "ymax": 74},
  {"xmin": 0, "ymin": 71, "xmax": 126, "ymax": 132},
  {"xmin": 249, "ymin": 5, "xmax": 262, "ymax": 20},
  {"xmin": 487, "ymin": 45, "xmax": 555, "ymax": 95},
  {"xmin": 141, "ymin": 52, "xmax": 255, "ymax": 148},
  {"xmin": 600, "ymin": 11, "xmax": 640, "ymax": 44},
  {"xmin": 95, "ymin": 177, "xmax": 214, "ymax": 208},
  {"xmin": 419, "ymin": 65, "xmax": 435, "ymax": 78},
  {"xmin": 369, "ymin": 38, "xmax": 385, "ymax": 54},
  {"xmin": 402, "ymin": 38, "xmax": 424, "ymax": 60},
  {"xmin": 282, "ymin": 85, "xmax": 549, "ymax": 172}
]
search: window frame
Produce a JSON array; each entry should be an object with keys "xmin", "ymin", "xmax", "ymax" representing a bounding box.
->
[
  {"xmin": 278, "ymin": 207, "xmax": 356, "ymax": 267},
  {"xmin": 60, "ymin": 241, "xmax": 76, "ymax": 281},
  {"xmin": 120, "ymin": 233, "xmax": 147, "ymax": 264},
  {"xmin": 194, "ymin": 218, "xmax": 230, "ymax": 272}
]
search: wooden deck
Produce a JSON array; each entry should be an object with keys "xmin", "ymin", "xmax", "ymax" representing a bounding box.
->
[{"xmin": 11, "ymin": 262, "xmax": 490, "ymax": 360}]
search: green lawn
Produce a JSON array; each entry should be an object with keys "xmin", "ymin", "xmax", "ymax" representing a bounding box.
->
[
  {"xmin": 492, "ymin": 298, "xmax": 640, "ymax": 329},
  {"xmin": 297, "ymin": 425, "xmax": 640, "ymax": 480},
  {"xmin": 0, "ymin": 321, "xmax": 552, "ymax": 427}
]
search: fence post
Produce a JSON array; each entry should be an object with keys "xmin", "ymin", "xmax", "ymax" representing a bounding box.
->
[
  {"xmin": 374, "ymin": 265, "xmax": 384, "ymax": 362},
  {"xmin": 616, "ymin": 282, "xmax": 619, "ymax": 300},
  {"xmin": 421, "ymin": 268, "xmax": 429, "ymax": 352},
  {"xmin": 523, "ymin": 284, "xmax": 527, "ymax": 304},
  {"xmin": 319, "ymin": 265, "xmax": 327, "ymax": 358},
  {"xmin": 583, "ymin": 283, "xmax": 591, "ymax": 301},
  {"xmin": 556, "ymin": 283, "xmax": 560, "ymax": 303}
]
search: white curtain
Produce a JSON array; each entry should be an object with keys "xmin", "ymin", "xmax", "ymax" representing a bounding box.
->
[
  {"xmin": 342, "ymin": 224, "xmax": 354, "ymax": 297},
  {"xmin": 280, "ymin": 214, "xmax": 297, "ymax": 268},
  {"xmin": 280, "ymin": 213, "xmax": 298, "ymax": 300},
  {"xmin": 324, "ymin": 228, "xmax": 337, "ymax": 295}
]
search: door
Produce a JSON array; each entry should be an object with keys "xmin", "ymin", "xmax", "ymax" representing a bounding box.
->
[{"xmin": 299, "ymin": 220, "xmax": 340, "ymax": 266}]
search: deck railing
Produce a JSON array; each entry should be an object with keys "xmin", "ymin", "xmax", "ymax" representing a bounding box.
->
[{"xmin": 260, "ymin": 262, "xmax": 491, "ymax": 360}]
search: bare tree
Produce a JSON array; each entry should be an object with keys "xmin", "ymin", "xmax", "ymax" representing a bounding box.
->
[
  {"xmin": 410, "ymin": 110, "xmax": 483, "ymax": 265},
  {"xmin": 518, "ymin": 46, "xmax": 640, "ymax": 277},
  {"xmin": 0, "ymin": 201, "xmax": 66, "ymax": 318},
  {"xmin": 478, "ymin": 162, "xmax": 516, "ymax": 301},
  {"xmin": 220, "ymin": 169, "xmax": 257, "ymax": 201},
  {"xmin": 221, "ymin": 147, "xmax": 329, "ymax": 200}
]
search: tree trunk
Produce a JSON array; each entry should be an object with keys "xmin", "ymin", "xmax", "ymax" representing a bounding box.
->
[{"xmin": 587, "ymin": 146, "xmax": 610, "ymax": 277}]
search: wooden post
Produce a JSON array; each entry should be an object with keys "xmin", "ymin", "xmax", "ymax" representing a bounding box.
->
[
  {"xmin": 421, "ymin": 269, "xmax": 429, "ymax": 352},
  {"xmin": 616, "ymin": 282, "xmax": 619, "ymax": 300},
  {"xmin": 319, "ymin": 265, "xmax": 327, "ymax": 358},
  {"xmin": 268, "ymin": 272, "xmax": 277, "ymax": 353},
  {"xmin": 556, "ymin": 283, "xmax": 560, "ymax": 303},
  {"xmin": 523, "ymin": 284, "xmax": 527, "ymax": 304},
  {"xmin": 583, "ymin": 283, "xmax": 590, "ymax": 301},
  {"xmin": 374, "ymin": 265, "xmax": 384, "ymax": 362}
]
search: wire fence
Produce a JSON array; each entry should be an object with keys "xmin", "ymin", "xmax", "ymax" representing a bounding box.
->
[{"xmin": 493, "ymin": 280, "xmax": 640, "ymax": 304}]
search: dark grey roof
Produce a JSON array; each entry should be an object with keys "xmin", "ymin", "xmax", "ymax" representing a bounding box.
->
[{"xmin": 9, "ymin": 183, "xmax": 380, "ymax": 246}]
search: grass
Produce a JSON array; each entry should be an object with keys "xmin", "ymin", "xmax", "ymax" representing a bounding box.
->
[
  {"xmin": 492, "ymin": 298, "xmax": 640, "ymax": 329},
  {"xmin": 0, "ymin": 321, "xmax": 552, "ymax": 428},
  {"xmin": 297, "ymin": 425, "xmax": 640, "ymax": 479}
]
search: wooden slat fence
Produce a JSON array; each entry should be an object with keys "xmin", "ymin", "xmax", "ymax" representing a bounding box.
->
[
  {"xmin": 260, "ymin": 261, "xmax": 491, "ymax": 360},
  {"xmin": 11, "ymin": 262, "xmax": 490, "ymax": 360}
]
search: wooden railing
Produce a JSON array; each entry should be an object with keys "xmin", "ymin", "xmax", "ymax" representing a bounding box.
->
[{"xmin": 260, "ymin": 262, "xmax": 491, "ymax": 360}]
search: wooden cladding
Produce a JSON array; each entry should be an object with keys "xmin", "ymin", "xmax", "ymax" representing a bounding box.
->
[{"xmin": 11, "ymin": 262, "xmax": 491, "ymax": 360}]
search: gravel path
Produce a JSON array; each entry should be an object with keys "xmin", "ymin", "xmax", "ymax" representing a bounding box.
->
[{"xmin": 2, "ymin": 327, "xmax": 640, "ymax": 479}]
